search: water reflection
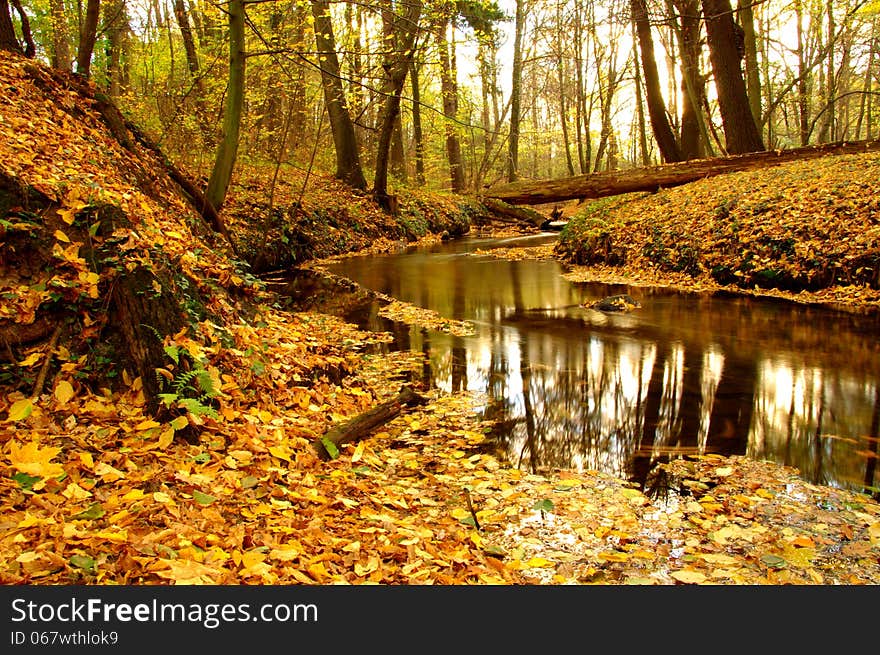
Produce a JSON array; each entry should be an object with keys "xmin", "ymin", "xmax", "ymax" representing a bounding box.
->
[{"xmin": 317, "ymin": 234, "xmax": 880, "ymax": 495}]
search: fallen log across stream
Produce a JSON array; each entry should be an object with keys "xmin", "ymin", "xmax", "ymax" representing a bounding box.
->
[
  {"xmin": 482, "ymin": 139, "xmax": 880, "ymax": 205},
  {"xmin": 312, "ymin": 385, "xmax": 429, "ymax": 460}
]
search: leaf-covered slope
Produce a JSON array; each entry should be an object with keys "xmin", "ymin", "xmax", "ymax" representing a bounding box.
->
[{"xmin": 555, "ymin": 152, "xmax": 880, "ymax": 312}]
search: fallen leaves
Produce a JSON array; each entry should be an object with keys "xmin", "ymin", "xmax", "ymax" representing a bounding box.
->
[{"xmin": 556, "ymin": 155, "xmax": 880, "ymax": 313}]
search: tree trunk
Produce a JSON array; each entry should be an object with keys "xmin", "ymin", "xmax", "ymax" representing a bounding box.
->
[
  {"xmin": 484, "ymin": 138, "xmax": 880, "ymax": 205},
  {"xmin": 49, "ymin": 0, "xmax": 70, "ymax": 69},
  {"xmin": 737, "ymin": 0, "xmax": 761, "ymax": 128},
  {"xmin": 631, "ymin": 0, "xmax": 682, "ymax": 162},
  {"xmin": 507, "ymin": 0, "xmax": 525, "ymax": 182},
  {"xmin": 373, "ymin": 0, "xmax": 421, "ymax": 210},
  {"xmin": 410, "ymin": 61, "xmax": 426, "ymax": 186},
  {"xmin": 174, "ymin": 0, "xmax": 202, "ymax": 91},
  {"xmin": 0, "ymin": 0, "xmax": 23, "ymax": 54},
  {"xmin": 438, "ymin": 17, "xmax": 464, "ymax": 192},
  {"xmin": 205, "ymin": 0, "xmax": 245, "ymax": 210},
  {"xmin": 9, "ymin": 0, "xmax": 33, "ymax": 57},
  {"xmin": 311, "ymin": 0, "xmax": 367, "ymax": 190},
  {"xmin": 669, "ymin": 0, "xmax": 709, "ymax": 159},
  {"xmin": 104, "ymin": 0, "xmax": 127, "ymax": 97},
  {"xmin": 75, "ymin": 0, "xmax": 101, "ymax": 78},
  {"xmin": 701, "ymin": 0, "xmax": 765, "ymax": 153}
]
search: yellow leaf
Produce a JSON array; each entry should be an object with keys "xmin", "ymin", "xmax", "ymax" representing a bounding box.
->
[
  {"xmin": 61, "ymin": 482, "xmax": 92, "ymax": 501},
  {"xmin": 18, "ymin": 352, "xmax": 42, "ymax": 367},
  {"xmin": 715, "ymin": 466, "xmax": 733, "ymax": 477},
  {"xmin": 782, "ymin": 545, "xmax": 816, "ymax": 569},
  {"xmin": 269, "ymin": 545, "xmax": 302, "ymax": 561},
  {"xmin": 54, "ymin": 380, "xmax": 75, "ymax": 405},
  {"xmin": 158, "ymin": 428, "xmax": 175, "ymax": 450},
  {"xmin": 351, "ymin": 441, "xmax": 365, "ymax": 463},
  {"xmin": 268, "ymin": 445, "xmax": 292, "ymax": 462},
  {"xmin": 598, "ymin": 551, "xmax": 630, "ymax": 562},
  {"xmin": 8, "ymin": 441, "xmax": 64, "ymax": 477},
  {"xmin": 93, "ymin": 530, "xmax": 128, "ymax": 543},
  {"xmin": 670, "ymin": 570, "xmax": 707, "ymax": 584},
  {"xmin": 169, "ymin": 415, "xmax": 188, "ymax": 431},
  {"xmin": 524, "ymin": 557, "xmax": 554, "ymax": 568},
  {"xmin": 54, "ymin": 229, "xmax": 70, "ymax": 243},
  {"xmin": 78, "ymin": 452, "xmax": 93, "ymax": 469},
  {"xmin": 93, "ymin": 462, "xmax": 125, "ymax": 481},
  {"xmin": 6, "ymin": 398, "xmax": 33, "ymax": 422},
  {"xmin": 240, "ymin": 550, "xmax": 266, "ymax": 571},
  {"xmin": 155, "ymin": 559, "xmax": 219, "ymax": 585},
  {"xmin": 135, "ymin": 419, "xmax": 161, "ymax": 431},
  {"xmin": 698, "ymin": 553, "xmax": 739, "ymax": 566}
]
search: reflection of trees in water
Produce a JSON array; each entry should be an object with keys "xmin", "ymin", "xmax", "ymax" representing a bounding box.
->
[
  {"xmin": 750, "ymin": 363, "xmax": 879, "ymax": 491},
  {"xmin": 323, "ymin": 242, "xmax": 880, "ymax": 493}
]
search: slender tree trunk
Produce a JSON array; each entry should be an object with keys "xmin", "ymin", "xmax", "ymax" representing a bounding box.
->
[
  {"xmin": 818, "ymin": 0, "xmax": 836, "ymax": 142},
  {"xmin": 669, "ymin": 0, "xmax": 709, "ymax": 159},
  {"xmin": 173, "ymin": 0, "xmax": 202, "ymax": 91},
  {"xmin": 438, "ymin": 17, "xmax": 464, "ymax": 192},
  {"xmin": 104, "ymin": 0, "xmax": 127, "ymax": 98},
  {"xmin": 205, "ymin": 0, "xmax": 246, "ymax": 210},
  {"xmin": 737, "ymin": 0, "xmax": 761, "ymax": 128},
  {"xmin": 49, "ymin": 0, "xmax": 71, "ymax": 69},
  {"xmin": 373, "ymin": 0, "xmax": 421, "ymax": 210},
  {"xmin": 76, "ymin": 0, "xmax": 101, "ymax": 77},
  {"xmin": 311, "ymin": 0, "xmax": 367, "ymax": 190},
  {"xmin": 631, "ymin": 35, "xmax": 649, "ymax": 165},
  {"xmin": 795, "ymin": 0, "xmax": 810, "ymax": 146},
  {"xmin": 631, "ymin": 0, "xmax": 682, "ymax": 162},
  {"xmin": 555, "ymin": 3, "xmax": 575, "ymax": 176},
  {"xmin": 701, "ymin": 0, "xmax": 765, "ymax": 153},
  {"xmin": 410, "ymin": 61, "xmax": 426, "ymax": 186},
  {"xmin": 507, "ymin": 0, "xmax": 525, "ymax": 181}
]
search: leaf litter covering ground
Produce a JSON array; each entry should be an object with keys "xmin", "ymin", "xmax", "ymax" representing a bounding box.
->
[
  {"xmin": 552, "ymin": 153, "xmax": 880, "ymax": 314},
  {"xmin": 1, "ymin": 50, "xmax": 878, "ymax": 585}
]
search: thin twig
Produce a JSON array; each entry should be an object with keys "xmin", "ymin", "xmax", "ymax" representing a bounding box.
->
[{"xmin": 31, "ymin": 325, "xmax": 63, "ymax": 399}]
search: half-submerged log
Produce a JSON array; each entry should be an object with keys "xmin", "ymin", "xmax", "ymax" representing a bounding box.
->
[
  {"xmin": 312, "ymin": 385, "xmax": 429, "ymax": 460},
  {"xmin": 483, "ymin": 139, "xmax": 880, "ymax": 205}
]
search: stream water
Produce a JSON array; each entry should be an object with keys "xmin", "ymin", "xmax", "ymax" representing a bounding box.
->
[{"xmin": 281, "ymin": 233, "xmax": 880, "ymax": 495}]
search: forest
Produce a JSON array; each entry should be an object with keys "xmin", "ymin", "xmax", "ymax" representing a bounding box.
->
[{"xmin": 0, "ymin": 0, "xmax": 879, "ymax": 587}]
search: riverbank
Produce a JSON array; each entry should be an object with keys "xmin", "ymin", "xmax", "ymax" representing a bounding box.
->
[{"xmin": 550, "ymin": 151, "xmax": 880, "ymax": 315}]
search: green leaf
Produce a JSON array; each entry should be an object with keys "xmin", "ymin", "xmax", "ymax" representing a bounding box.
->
[
  {"xmin": 69, "ymin": 502, "xmax": 105, "ymax": 521},
  {"xmin": 6, "ymin": 398, "xmax": 32, "ymax": 422},
  {"xmin": 69, "ymin": 554, "xmax": 96, "ymax": 574},
  {"xmin": 170, "ymin": 415, "xmax": 189, "ymax": 431},
  {"xmin": 532, "ymin": 499, "xmax": 554, "ymax": 512},
  {"xmin": 321, "ymin": 436, "xmax": 340, "ymax": 460},
  {"xmin": 163, "ymin": 345, "xmax": 180, "ymax": 364},
  {"xmin": 191, "ymin": 452, "xmax": 210, "ymax": 464},
  {"xmin": 760, "ymin": 554, "xmax": 787, "ymax": 569},
  {"xmin": 192, "ymin": 490, "xmax": 216, "ymax": 506},
  {"xmin": 12, "ymin": 472, "xmax": 42, "ymax": 491},
  {"xmin": 241, "ymin": 476, "xmax": 259, "ymax": 489},
  {"xmin": 483, "ymin": 544, "xmax": 507, "ymax": 558}
]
